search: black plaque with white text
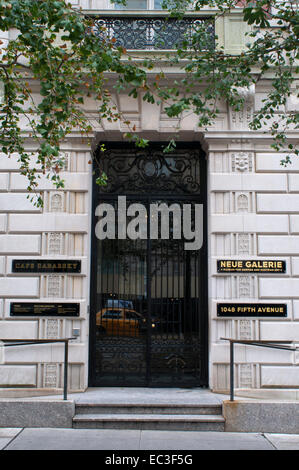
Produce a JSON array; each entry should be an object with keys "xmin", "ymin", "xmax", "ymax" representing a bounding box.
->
[
  {"xmin": 217, "ymin": 303, "xmax": 287, "ymax": 317},
  {"xmin": 10, "ymin": 302, "xmax": 80, "ymax": 317},
  {"xmin": 12, "ymin": 260, "xmax": 81, "ymax": 273},
  {"xmin": 217, "ymin": 259, "xmax": 286, "ymax": 273}
]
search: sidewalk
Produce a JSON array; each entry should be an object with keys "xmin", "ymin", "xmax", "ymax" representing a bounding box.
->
[
  {"xmin": 1, "ymin": 427, "xmax": 299, "ymax": 450},
  {"xmin": 1, "ymin": 388, "xmax": 299, "ymax": 451}
]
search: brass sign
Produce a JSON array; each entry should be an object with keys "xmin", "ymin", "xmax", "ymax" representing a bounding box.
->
[
  {"xmin": 10, "ymin": 302, "xmax": 80, "ymax": 317},
  {"xmin": 217, "ymin": 303, "xmax": 287, "ymax": 317},
  {"xmin": 217, "ymin": 259, "xmax": 286, "ymax": 273},
  {"xmin": 12, "ymin": 259, "xmax": 81, "ymax": 273}
]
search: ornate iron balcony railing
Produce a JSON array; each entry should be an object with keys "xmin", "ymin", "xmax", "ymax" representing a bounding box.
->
[{"xmin": 93, "ymin": 16, "xmax": 215, "ymax": 50}]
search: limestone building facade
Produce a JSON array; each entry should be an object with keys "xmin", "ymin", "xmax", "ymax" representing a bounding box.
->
[{"xmin": 0, "ymin": 1, "xmax": 298, "ymax": 398}]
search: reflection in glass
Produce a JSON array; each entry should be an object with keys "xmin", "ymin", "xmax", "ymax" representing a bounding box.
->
[
  {"xmin": 154, "ymin": 0, "xmax": 163, "ymax": 8},
  {"xmin": 94, "ymin": 199, "xmax": 201, "ymax": 386},
  {"xmin": 118, "ymin": 0, "xmax": 147, "ymax": 9}
]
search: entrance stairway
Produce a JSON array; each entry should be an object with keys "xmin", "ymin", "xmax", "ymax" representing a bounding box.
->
[{"xmin": 72, "ymin": 402, "xmax": 225, "ymax": 431}]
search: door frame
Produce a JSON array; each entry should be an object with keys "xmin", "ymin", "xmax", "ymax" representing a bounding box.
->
[{"xmin": 88, "ymin": 141, "xmax": 209, "ymax": 387}]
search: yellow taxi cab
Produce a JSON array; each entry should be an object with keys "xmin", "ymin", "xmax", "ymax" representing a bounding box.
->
[{"xmin": 96, "ymin": 307, "xmax": 149, "ymax": 337}]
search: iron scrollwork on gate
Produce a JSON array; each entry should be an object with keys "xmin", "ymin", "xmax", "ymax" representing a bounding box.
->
[{"xmin": 97, "ymin": 147, "xmax": 201, "ymax": 195}]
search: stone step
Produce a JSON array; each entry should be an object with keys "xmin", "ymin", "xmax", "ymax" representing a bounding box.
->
[
  {"xmin": 72, "ymin": 413, "xmax": 225, "ymax": 431},
  {"xmin": 75, "ymin": 403, "xmax": 223, "ymax": 416}
]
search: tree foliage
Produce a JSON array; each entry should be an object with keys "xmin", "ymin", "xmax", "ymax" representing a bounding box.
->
[{"xmin": 0, "ymin": 0, "xmax": 298, "ymax": 205}]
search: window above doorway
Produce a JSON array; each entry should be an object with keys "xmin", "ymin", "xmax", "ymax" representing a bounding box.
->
[{"xmin": 116, "ymin": 0, "xmax": 163, "ymax": 9}]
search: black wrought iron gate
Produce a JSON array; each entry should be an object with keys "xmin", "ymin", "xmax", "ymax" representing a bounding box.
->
[{"xmin": 89, "ymin": 143, "xmax": 208, "ymax": 387}]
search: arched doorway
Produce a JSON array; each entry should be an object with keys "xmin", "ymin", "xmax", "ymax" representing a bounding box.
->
[{"xmin": 89, "ymin": 142, "xmax": 208, "ymax": 387}]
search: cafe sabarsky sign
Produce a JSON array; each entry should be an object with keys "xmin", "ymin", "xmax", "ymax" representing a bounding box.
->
[{"xmin": 12, "ymin": 259, "xmax": 81, "ymax": 273}]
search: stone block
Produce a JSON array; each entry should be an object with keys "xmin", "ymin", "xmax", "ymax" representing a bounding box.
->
[
  {"xmin": 141, "ymin": 97, "xmax": 161, "ymax": 131},
  {"xmin": 256, "ymin": 153, "xmax": 299, "ymax": 172},
  {"xmin": 291, "ymin": 258, "xmax": 299, "ymax": 276},
  {"xmin": 287, "ymin": 93, "xmax": 299, "ymax": 113},
  {"xmin": 0, "ymin": 194, "xmax": 40, "ymax": 213},
  {"xmin": 257, "ymin": 194, "xmax": 299, "ymax": 213},
  {"xmin": 0, "ymin": 365, "xmax": 36, "ymax": 386},
  {"xmin": 4, "ymin": 343, "xmax": 85, "ymax": 363},
  {"xmin": 210, "ymin": 174, "xmax": 287, "ymax": 192},
  {"xmin": 261, "ymin": 366, "xmax": 299, "ymax": 387},
  {"xmin": 118, "ymin": 94, "xmax": 139, "ymax": 112},
  {"xmin": 0, "ymin": 235, "xmax": 40, "ymax": 254},
  {"xmin": 0, "ymin": 154, "xmax": 20, "ymax": 171},
  {"xmin": 0, "ymin": 400, "xmax": 75, "ymax": 428},
  {"xmin": 211, "ymin": 215, "xmax": 288, "ymax": 233},
  {"xmin": 0, "ymin": 154, "xmax": 41, "ymax": 171},
  {"xmin": 258, "ymin": 236, "xmax": 299, "ymax": 255},
  {"xmin": 0, "ymin": 257, "xmax": 4, "ymax": 276},
  {"xmin": 290, "ymin": 216, "xmax": 299, "ymax": 234},
  {"xmin": 10, "ymin": 173, "xmax": 89, "ymax": 192},
  {"xmin": 211, "ymin": 343, "xmax": 294, "ymax": 364},
  {"xmin": 9, "ymin": 214, "xmax": 89, "ymax": 233},
  {"xmin": 0, "ymin": 215, "xmax": 6, "ymax": 233},
  {"xmin": 288, "ymin": 174, "xmax": 299, "ymax": 192},
  {"xmin": 223, "ymin": 14, "xmax": 252, "ymax": 55},
  {"xmin": 209, "ymin": 152, "xmax": 228, "ymax": 172},
  {"xmin": 0, "ymin": 277, "xmax": 39, "ymax": 297},
  {"xmin": 0, "ymin": 174, "xmax": 9, "ymax": 192},
  {"xmin": 0, "ymin": 321, "xmax": 38, "ymax": 339},
  {"xmin": 259, "ymin": 278, "xmax": 299, "ymax": 298},
  {"xmin": 223, "ymin": 401, "xmax": 299, "ymax": 433},
  {"xmin": 260, "ymin": 321, "xmax": 299, "ymax": 340},
  {"xmin": 292, "ymin": 300, "xmax": 299, "ymax": 320}
]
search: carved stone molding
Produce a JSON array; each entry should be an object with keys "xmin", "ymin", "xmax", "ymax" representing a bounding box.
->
[
  {"xmin": 46, "ymin": 319, "xmax": 59, "ymax": 339},
  {"xmin": 237, "ymin": 233, "xmax": 250, "ymax": 254},
  {"xmin": 239, "ymin": 319, "xmax": 252, "ymax": 340},
  {"xmin": 230, "ymin": 139, "xmax": 251, "ymax": 144},
  {"xmin": 229, "ymin": 85, "xmax": 255, "ymax": 130},
  {"xmin": 48, "ymin": 232, "xmax": 63, "ymax": 255},
  {"xmin": 237, "ymin": 193, "xmax": 249, "ymax": 212},
  {"xmin": 239, "ymin": 364, "xmax": 253, "ymax": 388},
  {"xmin": 60, "ymin": 152, "xmax": 69, "ymax": 171},
  {"xmin": 50, "ymin": 192, "xmax": 63, "ymax": 212},
  {"xmin": 47, "ymin": 275, "xmax": 62, "ymax": 297},
  {"xmin": 238, "ymin": 276, "xmax": 251, "ymax": 298},
  {"xmin": 44, "ymin": 363, "xmax": 58, "ymax": 388},
  {"xmin": 231, "ymin": 152, "xmax": 253, "ymax": 172}
]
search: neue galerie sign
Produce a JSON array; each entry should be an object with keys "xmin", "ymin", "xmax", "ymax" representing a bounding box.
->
[
  {"xmin": 10, "ymin": 302, "xmax": 80, "ymax": 317},
  {"xmin": 12, "ymin": 259, "xmax": 81, "ymax": 273},
  {"xmin": 217, "ymin": 303, "xmax": 287, "ymax": 317},
  {"xmin": 217, "ymin": 259, "xmax": 286, "ymax": 273}
]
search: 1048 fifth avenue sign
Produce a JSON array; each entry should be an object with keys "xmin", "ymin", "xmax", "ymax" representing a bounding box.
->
[
  {"xmin": 12, "ymin": 260, "xmax": 81, "ymax": 273},
  {"xmin": 217, "ymin": 259, "xmax": 286, "ymax": 273},
  {"xmin": 217, "ymin": 303, "xmax": 287, "ymax": 317}
]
